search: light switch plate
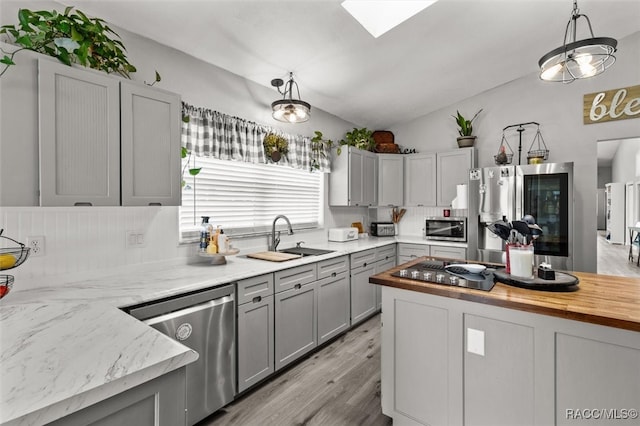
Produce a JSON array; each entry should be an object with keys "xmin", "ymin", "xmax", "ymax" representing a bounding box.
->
[{"xmin": 467, "ymin": 328, "xmax": 485, "ymax": 356}]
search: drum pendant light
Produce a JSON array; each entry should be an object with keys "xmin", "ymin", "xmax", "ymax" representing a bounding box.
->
[
  {"xmin": 538, "ymin": 0, "xmax": 617, "ymax": 83},
  {"xmin": 270, "ymin": 72, "xmax": 311, "ymax": 123}
]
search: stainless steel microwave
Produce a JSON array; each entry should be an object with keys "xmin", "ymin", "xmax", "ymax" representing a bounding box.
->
[{"xmin": 425, "ymin": 217, "xmax": 467, "ymax": 242}]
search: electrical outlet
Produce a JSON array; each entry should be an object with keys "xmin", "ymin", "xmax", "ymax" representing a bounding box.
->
[
  {"xmin": 125, "ymin": 231, "xmax": 146, "ymax": 248},
  {"xmin": 27, "ymin": 236, "xmax": 46, "ymax": 257}
]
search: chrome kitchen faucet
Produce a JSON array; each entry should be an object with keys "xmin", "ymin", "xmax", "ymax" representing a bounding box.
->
[{"xmin": 268, "ymin": 215, "xmax": 293, "ymax": 251}]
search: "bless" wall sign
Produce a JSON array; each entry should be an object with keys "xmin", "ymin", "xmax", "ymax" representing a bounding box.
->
[{"xmin": 583, "ymin": 84, "xmax": 640, "ymax": 124}]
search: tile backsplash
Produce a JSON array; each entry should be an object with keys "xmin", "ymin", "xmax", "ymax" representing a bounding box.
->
[
  {"xmin": 1, "ymin": 205, "xmax": 466, "ymax": 291},
  {"xmin": 1, "ymin": 207, "xmax": 184, "ymax": 286}
]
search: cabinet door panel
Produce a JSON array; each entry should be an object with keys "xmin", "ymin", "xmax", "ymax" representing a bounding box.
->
[
  {"xmin": 317, "ymin": 255, "xmax": 349, "ymax": 279},
  {"xmin": 39, "ymin": 60, "xmax": 120, "ymax": 206},
  {"xmin": 237, "ymin": 295, "xmax": 274, "ymax": 393},
  {"xmin": 430, "ymin": 245, "xmax": 466, "ymax": 261},
  {"xmin": 436, "ymin": 148, "xmax": 474, "ymax": 207},
  {"xmin": 404, "ymin": 153, "xmax": 436, "ymax": 206},
  {"xmin": 350, "ymin": 248, "xmax": 377, "ymax": 269},
  {"xmin": 464, "ymin": 314, "xmax": 534, "ymax": 426},
  {"xmin": 350, "ymin": 263, "xmax": 377, "ymax": 326},
  {"xmin": 236, "ymin": 274, "xmax": 274, "ymax": 305},
  {"xmin": 274, "ymin": 283, "xmax": 317, "ymax": 370},
  {"xmin": 120, "ymin": 82, "xmax": 181, "ymax": 206},
  {"xmin": 394, "ymin": 299, "xmax": 449, "ymax": 426},
  {"xmin": 378, "ymin": 155, "xmax": 404, "ymax": 206},
  {"xmin": 274, "ymin": 264, "xmax": 317, "ymax": 293},
  {"xmin": 317, "ymin": 272, "xmax": 350, "ymax": 344},
  {"xmin": 556, "ymin": 333, "xmax": 640, "ymax": 426},
  {"xmin": 349, "ymin": 149, "xmax": 364, "ymax": 205},
  {"xmin": 363, "ymin": 151, "xmax": 378, "ymax": 206}
]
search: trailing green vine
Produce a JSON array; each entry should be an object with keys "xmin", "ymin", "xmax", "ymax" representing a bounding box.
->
[{"xmin": 0, "ymin": 6, "xmax": 136, "ymax": 78}]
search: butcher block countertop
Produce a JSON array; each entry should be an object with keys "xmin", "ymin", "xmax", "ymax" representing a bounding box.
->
[{"xmin": 370, "ymin": 257, "xmax": 640, "ymax": 332}]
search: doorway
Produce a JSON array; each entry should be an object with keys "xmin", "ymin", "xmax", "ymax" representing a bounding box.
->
[{"xmin": 596, "ymin": 137, "xmax": 640, "ymax": 277}]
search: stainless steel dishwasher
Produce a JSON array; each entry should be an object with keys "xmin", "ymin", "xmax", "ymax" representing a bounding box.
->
[{"xmin": 128, "ymin": 284, "xmax": 235, "ymax": 426}]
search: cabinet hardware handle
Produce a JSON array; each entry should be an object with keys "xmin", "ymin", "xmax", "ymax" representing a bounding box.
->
[
  {"xmin": 294, "ymin": 283, "xmax": 302, "ymax": 290},
  {"xmin": 363, "ymin": 262, "xmax": 367, "ymax": 267},
  {"xmin": 148, "ymin": 202, "xmax": 162, "ymax": 206},
  {"xmin": 331, "ymin": 272, "xmax": 337, "ymax": 277},
  {"xmin": 252, "ymin": 296, "xmax": 262, "ymax": 303},
  {"xmin": 74, "ymin": 202, "xmax": 92, "ymax": 206}
]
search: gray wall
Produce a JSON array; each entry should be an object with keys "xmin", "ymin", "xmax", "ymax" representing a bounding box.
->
[
  {"xmin": 390, "ymin": 31, "xmax": 640, "ymax": 272},
  {"xmin": 597, "ymin": 167, "xmax": 613, "ymax": 188},
  {"xmin": 611, "ymin": 138, "xmax": 640, "ymax": 183}
]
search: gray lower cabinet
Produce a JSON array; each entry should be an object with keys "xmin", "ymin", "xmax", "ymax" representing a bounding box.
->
[
  {"xmin": 430, "ymin": 245, "xmax": 466, "ymax": 260},
  {"xmin": 350, "ymin": 248, "xmax": 378, "ymax": 326},
  {"xmin": 464, "ymin": 314, "xmax": 535, "ymax": 426},
  {"xmin": 48, "ymin": 367, "xmax": 187, "ymax": 426},
  {"xmin": 381, "ymin": 285, "xmax": 640, "ymax": 426},
  {"xmin": 397, "ymin": 243, "xmax": 430, "ymax": 265},
  {"xmin": 374, "ymin": 244, "xmax": 397, "ymax": 311},
  {"xmin": 236, "ymin": 274, "xmax": 275, "ymax": 393},
  {"xmin": 274, "ymin": 264, "xmax": 319, "ymax": 371},
  {"xmin": 274, "ymin": 282, "xmax": 318, "ymax": 370},
  {"xmin": 317, "ymin": 271, "xmax": 350, "ymax": 344}
]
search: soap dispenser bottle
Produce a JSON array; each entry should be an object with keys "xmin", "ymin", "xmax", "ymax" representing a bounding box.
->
[
  {"xmin": 217, "ymin": 228, "xmax": 229, "ymax": 253},
  {"xmin": 199, "ymin": 216, "xmax": 211, "ymax": 252}
]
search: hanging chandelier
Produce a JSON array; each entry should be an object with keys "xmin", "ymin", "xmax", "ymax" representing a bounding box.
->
[
  {"xmin": 270, "ymin": 72, "xmax": 311, "ymax": 123},
  {"xmin": 538, "ymin": 0, "xmax": 617, "ymax": 83}
]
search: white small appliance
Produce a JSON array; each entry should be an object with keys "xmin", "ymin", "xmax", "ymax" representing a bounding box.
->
[{"xmin": 328, "ymin": 227, "xmax": 359, "ymax": 242}]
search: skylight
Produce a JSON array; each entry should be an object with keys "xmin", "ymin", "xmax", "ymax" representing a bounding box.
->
[{"xmin": 341, "ymin": 0, "xmax": 437, "ymax": 38}]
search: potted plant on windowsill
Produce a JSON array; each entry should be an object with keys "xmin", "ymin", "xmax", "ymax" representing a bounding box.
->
[
  {"xmin": 452, "ymin": 109, "xmax": 482, "ymax": 148},
  {"xmin": 263, "ymin": 133, "xmax": 288, "ymax": 162}
]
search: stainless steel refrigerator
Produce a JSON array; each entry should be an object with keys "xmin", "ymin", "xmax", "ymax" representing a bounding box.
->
[{"xmin": 467, "ymin": 162, "xmax": 574, "ymax": 271}]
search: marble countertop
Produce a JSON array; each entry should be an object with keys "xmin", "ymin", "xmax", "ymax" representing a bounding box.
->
[{"xmin": 0, "ymin": 236, "xmax": 411, "ymax": 425}]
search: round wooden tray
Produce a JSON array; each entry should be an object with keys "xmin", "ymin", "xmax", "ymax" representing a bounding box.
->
[
  {"xmin": 198, "ymin": 248, "xmax": 239, "ymax": 265},
  {"xmin": 493, "ymin": 269, "xmax": 579, "ymax": 292}
]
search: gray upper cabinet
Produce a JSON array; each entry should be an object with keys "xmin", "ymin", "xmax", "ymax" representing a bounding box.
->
[
  {"xmin": 377, "ymin": 154, "xmax": 404, "ymax": 206},
  {"xmin": 404, "ymin": 149, "xmax": 476, "ymax": 207},
  {"xmin": 436, "ymin": 148, "xmax": 475, "ymax": 207},
  {"xmin": 38, "ymin": 59, "xmax": 181, "ymax": 206},
  {"xmin": 39, "ymin": 59, "xmax": 121, "ymax": 206},
  {"xmin": 404, "ymin": 153, "xmax": 436, "ymax": 207},
  {"xmin": 120, "ymin": 81, "xmax": 181, "ymax": 206},
  {"xmin": 329, "ymin": 147, "xmax": 377, "ymax": 206}
]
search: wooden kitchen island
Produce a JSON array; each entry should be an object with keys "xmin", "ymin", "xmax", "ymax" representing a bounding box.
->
[{"xmin": 370, "ymin": 258, "xmax": 640, "ymax": 426}]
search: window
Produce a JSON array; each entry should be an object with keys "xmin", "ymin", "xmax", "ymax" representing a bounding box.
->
[{"xmin": 180, "ymin": 157, "xmax": 323, "ymax": 240}]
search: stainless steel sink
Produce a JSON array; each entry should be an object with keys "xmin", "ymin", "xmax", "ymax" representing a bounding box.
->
[{"xmin": 279, "ymin": 247, "xmax": 334, "ymax": 257}]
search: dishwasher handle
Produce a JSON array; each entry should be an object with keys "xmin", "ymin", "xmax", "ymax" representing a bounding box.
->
[
  {"xmin": 143, "ymin": 295, "xmax": 234, "ymax": 327},
  {"xmin": 127, "ymin": 284, "xmax": 235, "ymax": 321}
]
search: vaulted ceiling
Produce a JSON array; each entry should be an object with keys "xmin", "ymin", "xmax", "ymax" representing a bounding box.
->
[{"xmin": 66, "ymin": 0, "xmax": 639, "ymax": 128}]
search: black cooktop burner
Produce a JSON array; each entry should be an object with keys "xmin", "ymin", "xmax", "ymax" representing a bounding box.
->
[{"xmin": 391, "ymin": 260, "xmax": 496, "ymax": 291}]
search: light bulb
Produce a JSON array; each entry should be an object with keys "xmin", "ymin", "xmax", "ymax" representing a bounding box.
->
[
  {"xmin": 575, "ymin": 53, "xmax": 593, "ymax": 65},
  {"xmin": 540, "ymin": 63, "xmax": 563, "ymax": 80},
  {"xmin": 579, "ymin": 62, "xmax": 597, "ymax": 77},
  {"xmin": 295, "ymin": 108, "xmax": 307, "ymax": 119}
]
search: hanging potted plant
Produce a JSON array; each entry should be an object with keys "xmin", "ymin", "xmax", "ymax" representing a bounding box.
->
[
  {"xmin": 310, "ymin": 131, "xmax": 334, "ymax": 171},
  {"xmin": 263, "ymin": 133, "xmax": 288, "ymax": 162},
  {"xmin": 452, "ymin": 109, "xmax": 482, "ymax": 148}
]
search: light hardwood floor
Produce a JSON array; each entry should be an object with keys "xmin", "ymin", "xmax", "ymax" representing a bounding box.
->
[
  {"xmin": 597, "ymin": 231, "xmax": 640, "ymax": 278},
  {"xmin": 199, "ymin": 314, "xmax": 391, "ymax": 426}
]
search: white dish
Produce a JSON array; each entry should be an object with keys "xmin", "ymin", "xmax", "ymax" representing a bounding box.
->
[{"xmin": 445, "ymin": 263, "xmax": 486, "ymax": 274}]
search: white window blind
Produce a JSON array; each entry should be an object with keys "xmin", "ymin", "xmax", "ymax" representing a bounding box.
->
[{"xmin": 180, "ymin": 157, "xmax": 323, "ymax": 240}]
